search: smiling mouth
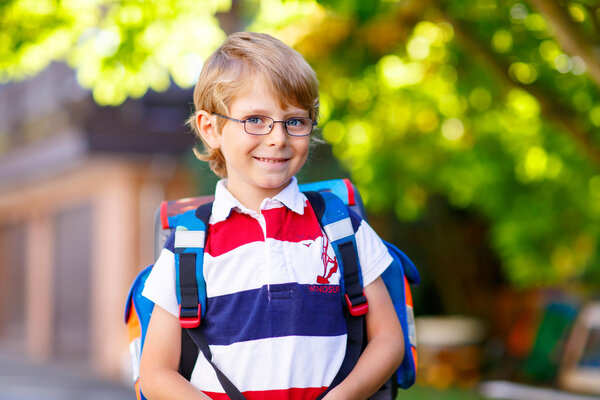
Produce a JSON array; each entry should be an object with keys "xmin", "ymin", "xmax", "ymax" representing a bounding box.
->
[{"xmin": 254, "ymin": 157, "xmax": 289, "ymax": 164}]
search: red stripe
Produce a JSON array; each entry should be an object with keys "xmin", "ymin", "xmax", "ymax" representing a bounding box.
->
[
  {"xmin": 160, "ymin": 201, "xmax": 169, "ymax": 229},
  {"xmin": 262, "ymin": 202, "xmax": 322, "ymax": 242},
  {"xmin": 205, "ymin": 211, "xmax": 264, "ymax": 257},
  {"xmin": 342, "ymin": 178, "xmax": 355, "ymax": 206},
  {"xmin": 203, "ymin": 387, "xmax": 327, "ymax": 400}
]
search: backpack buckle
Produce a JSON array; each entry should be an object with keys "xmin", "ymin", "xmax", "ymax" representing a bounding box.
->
[
  {"xmin": 179, "ymin": 305, "xmax": 201, "ymax": 329},
  {"xmin": 345, "ymin": 292, "xmax": 369, "ymax": 316}
]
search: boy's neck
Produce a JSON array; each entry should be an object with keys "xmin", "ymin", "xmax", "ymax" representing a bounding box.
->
[{"xmin": 224, "ymin": 178, "xmax": 292, "ymax": 213}]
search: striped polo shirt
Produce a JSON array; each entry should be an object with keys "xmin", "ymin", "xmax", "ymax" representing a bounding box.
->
[{"xmin": 142, "ymin": 177, "xmax": 393, "ymax": 399}]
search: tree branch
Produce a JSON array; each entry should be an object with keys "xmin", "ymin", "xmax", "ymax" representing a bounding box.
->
[
  {"xmin": 439, "ymin": 10, "xmax": 600, "ymax": 169},
  {"xmin": 527, "ymin": 0, "xmax": 600, "ymax": 89}
]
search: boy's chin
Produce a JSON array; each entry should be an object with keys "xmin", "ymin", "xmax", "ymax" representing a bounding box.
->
[{"xmin": 258, "ymin": 177, "xmax": 293, "ymax": 191}]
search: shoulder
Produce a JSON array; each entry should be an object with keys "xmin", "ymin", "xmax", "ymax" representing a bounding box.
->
[{"xmin": 142, "ymin": 244, "xmax": 179, "ymax": 317}]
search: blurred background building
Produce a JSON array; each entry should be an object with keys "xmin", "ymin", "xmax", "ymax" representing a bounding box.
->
[{"xmin": 0, "ymin": 62, "xmax": 198, "ymax": 382}]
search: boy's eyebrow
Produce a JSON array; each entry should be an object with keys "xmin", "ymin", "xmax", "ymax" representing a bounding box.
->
[{"xmin": 236, "ymin": 107, "xmax": 310, "ymax": 118}]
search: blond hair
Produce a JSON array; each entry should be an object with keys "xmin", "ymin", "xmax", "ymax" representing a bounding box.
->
[{"xmin": 187, "ymin": 32, "xmax": 320, "ymax": 177}]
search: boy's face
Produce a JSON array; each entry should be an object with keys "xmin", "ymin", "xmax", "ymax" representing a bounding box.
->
[{"xmin": 216, "ymin": 77, "xmax": 310, "ymax": 203}]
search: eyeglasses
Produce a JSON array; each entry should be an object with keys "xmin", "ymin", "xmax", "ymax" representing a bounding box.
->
[{"xmin": 213, "ymin": 112, "xmax": 316, "ymax": 137}]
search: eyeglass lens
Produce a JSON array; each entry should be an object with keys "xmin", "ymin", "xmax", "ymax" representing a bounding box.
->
[{"xmin": 245, "ymin": 116, "xmax": 313, "ymax": 136}]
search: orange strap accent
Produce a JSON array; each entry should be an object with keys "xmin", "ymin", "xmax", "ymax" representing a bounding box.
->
[
  {"xmin": 404, "ymin": 276, "xmax": 417, "ymax": 369},
  {"xmin": 404, "ymin": 276, "xmax": 413, "ymax": 306},
  {"xmin": 412, "ymin": 347, "xmax": 418, "ymax": 369},
  {"xmin": 126, "ymin": 302, "xmax": 142, "ymax": 343},
  {"xmin": 134, "ymin": 380, "xmax": 142, "ymax": 400}
]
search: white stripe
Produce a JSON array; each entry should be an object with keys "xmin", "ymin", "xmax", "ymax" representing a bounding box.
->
[
  {"xmin": 323, "ymin": 217, "xmax": 354, "ymax": 242},
  {"xmin": 204, "ymin": 237, "xmax": 340, "ymax": 298},
  {"xmin": 190, "ymin": 335, "xmax": 347, "ymax": 392},
  {"xmin": 175, "ymin": 230, "xmax": 205, "ymax": 249},
  {"xmin": 143, "ymin": 222, "xmax": 394, "ymax": 318}
]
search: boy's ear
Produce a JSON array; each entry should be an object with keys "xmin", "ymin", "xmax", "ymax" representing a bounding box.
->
[{"xmin": 196, "ymin": 110, "xmax": 221, "ymax": 149}]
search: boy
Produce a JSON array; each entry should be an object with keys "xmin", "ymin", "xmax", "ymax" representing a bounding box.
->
[{"xmin": 139, "ymin": 32, "xmax": 404, "ymax": 400}]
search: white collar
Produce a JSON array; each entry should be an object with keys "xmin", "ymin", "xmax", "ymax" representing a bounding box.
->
[{"xmin": 211, "ymin": 177, "xmax": 306, "ymax": 223}]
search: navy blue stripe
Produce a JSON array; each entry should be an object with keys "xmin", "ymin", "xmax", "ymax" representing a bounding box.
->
[
  {"xmin": 202, "ymin": 283, "xmax": 346, "ymax": 346},
  {"xmin": 347, "ymin": 208, "xmax": 362, "ymax": 233}
]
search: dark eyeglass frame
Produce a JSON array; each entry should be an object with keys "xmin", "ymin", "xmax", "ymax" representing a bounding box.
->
[{"xmin": 212, "ymin": 112, "xmax": 317, "ymax": 137}]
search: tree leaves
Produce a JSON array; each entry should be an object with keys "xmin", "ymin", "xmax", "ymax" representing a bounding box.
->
[
  {"xmin": 1, "ymin": 0, "xmax": 228, "ymax": 105},
  {"xmin": 3, "ymin": 0, "xmax": 600, "ymax": 287}
]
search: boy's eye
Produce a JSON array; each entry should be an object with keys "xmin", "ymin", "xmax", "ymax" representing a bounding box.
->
[
  {"xmin": 286, "ymin": 118, "xmax": 302, "ymax": 127},
  {"xmin": 246, "ymin": 116, "xmax": 266, "ymax": 125},
  {"xmin": 285, "ymin": 117, "xmax": 312, "ymax": 130}
]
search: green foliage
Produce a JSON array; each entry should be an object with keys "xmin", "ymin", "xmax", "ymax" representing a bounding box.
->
[
  {"xmin": 3, "ymin": 0, "xmax": 600, "ymax": 288},
  {"xmin": 272, "ymin": 0, "xmax": 600, "ymax": 287},
  {"xmin": 396, "ymin": 384, "xmax": 487, "ymax": 400},
  {"xmin": 0, "ymin": 0, "xmax": 228, "ymax": 105}
]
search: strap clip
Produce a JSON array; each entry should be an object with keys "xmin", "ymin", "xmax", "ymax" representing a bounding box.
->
[
  {"xmin": 179, "ymin": 305, "xmax": 201, "ymax": 329},
  {"xmin": 345, "ymin": 292, "xmax": 369, "ymax": 316}
]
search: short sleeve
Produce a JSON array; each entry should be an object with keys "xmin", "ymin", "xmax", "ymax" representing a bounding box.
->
[
  {"xmin": 142, "ymin": 247, "xmax": 179, "ymax": 317},
  {"xmin": 353, "ymin": 215, "xmax": 393, "ymax": 287}
]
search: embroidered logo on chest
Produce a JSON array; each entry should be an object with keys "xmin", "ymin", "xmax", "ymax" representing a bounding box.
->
[{"xmin": 317, "ymin": 235, "xmax": 338, "ymax": 284}]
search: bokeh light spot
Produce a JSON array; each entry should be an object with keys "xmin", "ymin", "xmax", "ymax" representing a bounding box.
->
[
  {"xmin": 415, "ymin": 110, "xmax": 439, "ymax": 133},
  {"xmin": 441, "ymin": 118, "xmax": 464, "ymax": 141},
  {"xmin": 492, "ymin": 30, "xmax": 513, "ymax": 53},
  {"xmin": 571, "ymin": 56, "xmax": 587, "ymax": 75},
  {"xmin": 568, "ymin": 3, "xmax": 586, "ymax": 22},
  {"xmin": 589, "ymin": 106, "xmax": 600, "ymax": 127},
  {"xmin": 469, "ymin": 87, "xmax": 492, "ymax": 111},
  {"xmin": 322, "ymin": 120, "xmax": 346, "ymax": 144},
  {"xmin": 510, "ymin": 3, "xmax": 528, "ymax": 21},
  {"xmin": 508, "ymin": 62, "xmax": 538, "ymax": 84},
  {"xmin": 377, "ymin": 55, "xmax": 424, "ymax": 88},
  {"xmin": 524, "ymin": 146, "xmax": 548, "ymax": 180},
  {"xmin": 538, "ymin": 40, "xmax": 560, "ymax": 62},
  {"xmin": 554, "ymin": 54, "xmax": 573, "ymax": 73},
  {"xmin": 407, "ymin": 36, "xmax": 431, "ymax": 60}
]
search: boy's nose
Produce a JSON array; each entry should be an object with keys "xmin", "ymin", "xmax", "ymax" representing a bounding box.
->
[{"xmin": 266, "ymin": 122, "xmax": 288, "ymax": 146}]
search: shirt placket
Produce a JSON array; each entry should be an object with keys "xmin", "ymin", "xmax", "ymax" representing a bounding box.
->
[
  {"xmin": 253, "ymin": 211, "xmax": 275, "ymax": 298},
  {"xmin": 260, "ymin": 203, "xmax": 294, "ymax": 297}
]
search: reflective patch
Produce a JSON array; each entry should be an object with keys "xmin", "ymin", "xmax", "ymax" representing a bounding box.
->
[
  {"xmin": 175, "ymin": 230, "xmax": 205, "ymax": 249},
  {"xmin": 323, "ymin": 218, "xmax": 353, "ymax": 242},
  {"xmin": 129, "ymin": 337, "xmax": 141, "ymax": 382},
  {"xmin": 407, "ymin": 305, "xmax": 417, "ymax": 347}
]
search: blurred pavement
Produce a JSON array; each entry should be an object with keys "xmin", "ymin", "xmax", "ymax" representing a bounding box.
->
[
  {"xmin": 480, "ymin": 380, "xmax": 600, "ymax": 400},
  {"xmin": 0, "ymin": 353, "xmax": 134, "ymax": 400}
]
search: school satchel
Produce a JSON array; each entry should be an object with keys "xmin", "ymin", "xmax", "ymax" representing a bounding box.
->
[{"xmin": 124, "ymin": 178, "xmax": 419, "ymax": 400}]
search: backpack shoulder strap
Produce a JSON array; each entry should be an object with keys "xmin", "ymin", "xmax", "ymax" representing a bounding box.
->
[
  {"xmin": 177, "ymin": 202, "xmax": 212, "ymax": 382},
  {"xmin": 173, "ymin": 202, "xmax": 213, "ymax": 329},
  {"xmin": 304, "ymin": 190, "xmax": 325, "ymax": 220},
  {"xmin": 183, "ymin": 328, "xmax": 246, "ymax": 400},
  {"xmin": 175, "ymin": 202, "xmax": 246, "ymax": 399},
  {"xmin": 305, "ymin": 190, "xmax": 368, "ymax": 316},
  {"xmin": 304, "ymin": 190, "xmax": 369, "ymax": 396}
]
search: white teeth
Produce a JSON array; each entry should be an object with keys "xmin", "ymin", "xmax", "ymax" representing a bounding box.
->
[{"xmin": 256, "ymin": 157, "xmax": 286, "ymax": 163}]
